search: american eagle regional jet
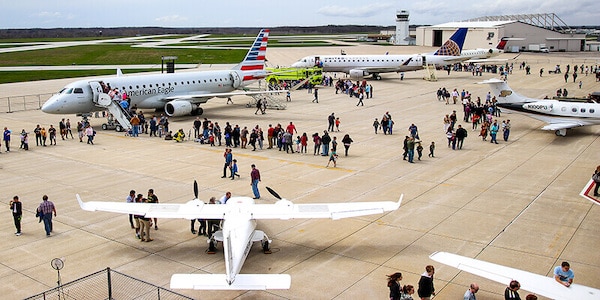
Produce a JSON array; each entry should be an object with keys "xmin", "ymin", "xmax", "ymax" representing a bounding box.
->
[
  {"xmin": 76, "ymin": 183, "xmax": 402, "ymax": 290},
  {"xmin": 41, "ymin": 29, "xmax": 277, "ymax": 117}
]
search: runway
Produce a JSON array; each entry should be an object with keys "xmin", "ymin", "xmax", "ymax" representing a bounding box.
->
[{"xmin": 0, "ymin": 44, "xmax": 599, "ymax": 299}]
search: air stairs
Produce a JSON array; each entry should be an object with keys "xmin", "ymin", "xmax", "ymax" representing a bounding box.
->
[
  {"xmin": 95, "ymin": 93, "xmax": 133, "ymax": 131},
  {"xmin": 246, "ymin": 87, "xmax": 287, "ymax": 110},
  {"xmin": 423, "ymin": 64, "xmax": 438, "ymax": 81}
]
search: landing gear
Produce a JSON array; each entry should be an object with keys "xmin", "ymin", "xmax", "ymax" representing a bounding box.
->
[
  {"xmin": 555, "ymin": 129, "xmax": 567, "ymax": 136},
  {"xmin": 207, "ymin": 238, "xmax": 217, "ymax": 254},
  {"xmin": 192, "ymin": 107, "xmax": 204, "ymax": 116},
  {"xmin": 372, "ymin": 74, "xmax": 382, "ymax": 80},
  {"xmin": 261, "ymin": 238, "xmax": 271, "ymax": 254}
]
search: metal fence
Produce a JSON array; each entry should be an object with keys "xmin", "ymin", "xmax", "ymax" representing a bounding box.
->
[
  {"xmin": 24, "ymin": 267, "xmax": 194, "ymax": 300},
  {"xmin": 0, "ymin": 93, "xmax": 52, "ymax": 113}
]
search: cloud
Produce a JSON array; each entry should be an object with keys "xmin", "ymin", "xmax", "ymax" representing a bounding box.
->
[
  {"xmin": 35, "ymin": 11, "xmax": 62, "ymax": 18},
  {"xmin": 154, "ymin": 15, "xmax": 189, "ymax": 23},
  {"xmin": 317, "ymin": 3, "xmax": 394, "ymax": 18}
]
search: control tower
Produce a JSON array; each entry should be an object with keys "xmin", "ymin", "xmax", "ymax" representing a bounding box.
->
[{"xmin": 395, "ymin": 10, "xmax": 410, "ymax": 45}]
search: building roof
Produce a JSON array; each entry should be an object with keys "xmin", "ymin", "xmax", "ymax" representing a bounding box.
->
[{"xmin": 427, "ymin": 20, "xmax": 516, "ymax": 29}]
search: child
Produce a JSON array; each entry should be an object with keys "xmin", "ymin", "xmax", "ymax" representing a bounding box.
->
[
  {"xmin": 230, "ymin": 159, "xmax": 240, "ymax": 180},
  {"xmin": 416, "ymin": 142, "xmax": 423, "ymax": 160},
  {"xmin": 335, "ymin": 117, "xmax": 340, "ymax": 131},
  {"xmin": 428, "ymin": 141, "xmax": 435, "ymax": 158},
  {"xmin": 295, "ymin": 136, "xmax": 301, "ymax": 153},
  {"xmin": 326, "ymin": 148, "xmax": 338, "ymax": 168},
  {"xmin": 209, "ymin": 133, "xmax": 215, "ymax": 146}
]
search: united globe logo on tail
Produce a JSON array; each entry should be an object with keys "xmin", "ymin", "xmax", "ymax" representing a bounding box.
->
[{"xmin": 433, "ymin": 28, "xmax": 468, "ymax": 56}]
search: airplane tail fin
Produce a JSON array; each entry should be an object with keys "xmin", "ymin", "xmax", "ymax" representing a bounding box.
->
[
  {"xmin": 232, "ymin": 29, "xmax": 269, "ymax": 83},
  {"xmin": 479, "ymin": 78, "xmax": 529, "ymax": 104},
  {"xmin": 496, "ymin": 38, "xmax": 508, "ymax": 50},
  {"xmin": 170, "ymin": 274, "xmax": 291, "ymax": 290},
  {"xmin": 433, "ymin": 28, "xmax": 468, "ymax": 56}
]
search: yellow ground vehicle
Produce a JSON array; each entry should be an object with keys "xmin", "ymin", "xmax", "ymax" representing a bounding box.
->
[{"xmin": 266, "ymin": 67, "xmax": 323, "ymax": 85}]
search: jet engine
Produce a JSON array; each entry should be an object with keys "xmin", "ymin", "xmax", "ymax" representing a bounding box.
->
[
  {"xmin": 165, "ymin": 100, "xmax": 202, "ymax": 117},
  {"xmin": 349, "ymin": 69, "xmax": 369, "ymax": 78}
]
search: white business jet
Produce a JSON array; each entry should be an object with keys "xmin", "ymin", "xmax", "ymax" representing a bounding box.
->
[
  {"xmin": 76, "ymin": 183, "xmax": 402, "ymax": 290},
  {"xmin": 41, "ymin": 29, "xmax": 277, "ymax": 117},
  {"xmin": 291, "ymin": 28, "xmax": 469, "ymax": 79},
  {"xmin": 482, "ymin": 78, "xmax": 600, "ymax": 136},
  {"xmin": 430, "ymin": 251, "xmax": 600, "ymax": 300}
]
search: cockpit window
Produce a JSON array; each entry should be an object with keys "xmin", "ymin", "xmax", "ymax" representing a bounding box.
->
[
  {"xmin": 58, "ymin": 88, "xmax": 67, "ymax": 94},
  {"xmin": 73, "ymin": 88, "xmax": 84, "ymax": 94},
  {"xmin": 65, "ymin": 88, "xmax": 73, "ymax": 94}
]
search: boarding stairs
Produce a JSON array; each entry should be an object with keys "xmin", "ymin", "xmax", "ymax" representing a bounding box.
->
[
  {"xmin": 90, "ymin": 81, "xmax": 132, "ymax": 131},
  {"xmin": 423, "ymin": 64, "xmax": 438, "ymax": 81},
  {"xmin": 96, "ymin": 94, "xmax": 133, "ymax": 131},
  {"xmin": 245, "ymin": 86, "xmax": 287, "ymax": 110}
]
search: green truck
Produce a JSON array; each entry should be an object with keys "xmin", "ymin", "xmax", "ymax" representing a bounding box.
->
[{"xmin": 266, "ymin": 66, "xmax": 323, "ymax": 85}]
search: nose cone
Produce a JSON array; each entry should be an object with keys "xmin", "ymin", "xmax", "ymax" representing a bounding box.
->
[
  {"xmin": 291, "ymin": 61, "xmax": 308, "ymax": 68},
  {"xmin": 41, "ymin": 95, "xmax": 61, "ymax": 113}
]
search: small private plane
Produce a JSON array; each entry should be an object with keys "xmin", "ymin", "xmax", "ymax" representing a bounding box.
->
[
  {"xmin": 77, "ymin": 183, "xmax": 402, "ymax": 290},
  {"xmin": 482, "ymin": 78, "xmax": 600, "ymax": 136}
]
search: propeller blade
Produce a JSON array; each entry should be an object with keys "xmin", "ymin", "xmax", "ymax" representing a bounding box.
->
[
  {"xmin": 266, "ymin": 186, "xmax": 281, "ymax": 200},
  {"xmin": 193, "ymin": 180, "xmax": 199, "ymax": 199}
]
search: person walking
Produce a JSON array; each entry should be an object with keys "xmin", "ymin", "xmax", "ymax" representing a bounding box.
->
[
  {"xmin": 10, "ymin": 196, "xmax": 23, "ymax": 236},
  {"xmin": 502, "ymin": 119, "xmax": 511, "ymax": 141},
  {"xmin": 37, "ymin": 195, "xmax": 56, "ymax": 237},
  {"xmin": 417, "ymin": 265, "xmax": 435, "ymax": 300},
  {"xmin": 250, "ymin": 164, "xmax": 261, "ymax": 199},
  {"xmin": 222, "ymin": 148, "xmax": 232, "ymax": 178},
  {"xmin": 341, "ymin": 134, "xmax": 353, "ymax": 156}
]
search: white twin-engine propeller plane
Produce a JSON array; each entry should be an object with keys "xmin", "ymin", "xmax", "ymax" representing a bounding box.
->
[
  {"xmin": 77, "ymin": 182, "xmax": 402, "ymax": 290},
  {"xmin": 42, "ymin": 29, "xmax": 279, "ymax": 117},
  {"xmin": 482, "ymin": 78, "xmax": 600, "ymax": 136}
]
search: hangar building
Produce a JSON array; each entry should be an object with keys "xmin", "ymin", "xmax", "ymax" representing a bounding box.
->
[{"xmin": 416, "ymin": 13, "xmax": 586, "ymax": 52}]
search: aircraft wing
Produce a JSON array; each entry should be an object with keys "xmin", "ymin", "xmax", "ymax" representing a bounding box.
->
[
  {"xmin": 465, "ymin": 58, "xmax": 508, "ymax": 63},
  {"xmin": 76, "ymin": 195, "xmax": 227, "ymax": 220},
  {"xmin": 541, "ymin": 121, "xmax": 585, "ymax": 131},
  {"xmin": 164, "ymin": 90, "xmax": 285, "ymax": 103},
  {"xmin": 430, "ymin": 252, "xmax": 600, "ymax": 300},
  {"xmin": 249, "ymin": 196, "xmax": 402, "ymax": 220}
]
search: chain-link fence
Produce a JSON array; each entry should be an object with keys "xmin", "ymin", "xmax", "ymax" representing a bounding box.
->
[
  {"xmin": 24, "ymin": 267, "xmax": 194, "ymax": 300},
  {"xmin": 0, "ymin": 93, "xmax": 51, "ymax": 113}
]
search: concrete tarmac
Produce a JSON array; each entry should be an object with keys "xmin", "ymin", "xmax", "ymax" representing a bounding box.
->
[{"xmin": 1, "ymin": 45, "xmax": 599, "ymax": 300}]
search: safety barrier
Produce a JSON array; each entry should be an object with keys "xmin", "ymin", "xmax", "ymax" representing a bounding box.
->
[
  {"xmin": 24, "ymin": 267, "xmax": 194, "ymax": 300},
  {"xmin": 0, "ymin": 93, "xmax": 52, "ymax": 113}
]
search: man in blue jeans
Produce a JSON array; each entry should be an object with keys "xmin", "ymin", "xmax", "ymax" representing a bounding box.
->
[
  {"xmin": 37, "ymin": 195, "xmax": 56, "ymax": 237},
  {"xmin": 250, "ymin": 164, "xmax": 261, "ymax": 199}
]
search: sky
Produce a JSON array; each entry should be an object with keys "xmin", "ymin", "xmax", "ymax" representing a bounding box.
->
[{"xmin": 1, "ymin": 0, "xmax": 598, "ymax": 29}]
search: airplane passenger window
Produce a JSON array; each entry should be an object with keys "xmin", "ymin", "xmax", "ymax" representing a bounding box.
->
[
  {"xmin": 129, "ymin": 86, "xmax": 133, "ymax": 90},
  {"xmin": 162, "ymin": 83, "xmax": 165, "ymax": 86},
  {"xmin": 590, "ymin": 109, "xmax": 595, "ymax": 113},
  {"xmin": 210, "ymin": 79, "xmax": 212, "ymax": 82},
  {"xmin": 204, "ymin": 80, "xmax": 207, "ymax": 83},
  {"xmin": 168, "ymin": 83, "xmax": 171, "ymax": 86},
  {"xmin": 581, "ymin": 108, "xmax": 586, "ymax": 113},
  {"xmin": 187, "ymin": 81, "xmax": 190, "ymax": 84},
  {"xmin": 74, "ymin": 88, "xmax": 83, "ymax": 94},
  {"xmin": 143, "ymin": 85, "xmax": 146, "ymax": 88},
  {"xmin": 181, "ymin": 81, "xmax": 184, "ymax": 85},
  {"xmin": 572, "ymin": 107, "xmax": 577, "ymax": 112},
  {"xmin": 136, "ymin": 85, "xmax": 139, "ymax": 89},
  {"xmin": 149, "ymin": 84, "xmax": 152, "ymax": 87},
  {"xmin": 174, "ymin": 82, "xmax": 177, "ymax": 85}
]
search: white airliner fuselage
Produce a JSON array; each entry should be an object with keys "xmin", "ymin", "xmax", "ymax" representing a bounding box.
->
[{"xmin": 42, "ymin": 29, "xmax": 272, "ymax": 117}]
